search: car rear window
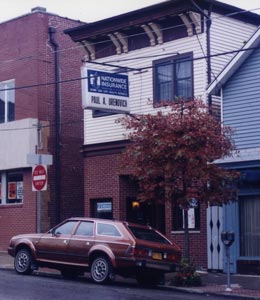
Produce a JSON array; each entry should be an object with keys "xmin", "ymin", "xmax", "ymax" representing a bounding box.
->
[
  {"xmin": 128, "ymin": 226, "xmax": 170, "ymax": 244},
  {"xmin": 97, "ymin": 223, "xmax": 121, "ymax": 237}
]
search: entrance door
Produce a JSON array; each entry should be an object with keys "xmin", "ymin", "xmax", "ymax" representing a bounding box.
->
[
  {"xmin": 126, "ymin": 197, "xmax": 165, "ymax": 233},
  {"xmin": 207, "ymin": 205, "xmax": 224, "ymax": 271}
]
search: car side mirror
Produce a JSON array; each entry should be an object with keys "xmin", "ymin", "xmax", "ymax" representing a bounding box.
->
[{"xmin": 50, "ymin": 228, "xmax": 57, "ymax": 236}]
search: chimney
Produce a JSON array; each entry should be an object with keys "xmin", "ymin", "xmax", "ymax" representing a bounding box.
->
[{"xmin": 31, "ymin": 7, "xmax": 47, "ymax": 13}]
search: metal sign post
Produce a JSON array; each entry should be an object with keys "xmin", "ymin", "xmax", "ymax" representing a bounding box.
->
[
  {"xmin": 37, "ymin": 191, "xmax": 41, "ymax": 234},
  {"xmin": 226, "ymin": 246, "xmax": 231, "ymax": 292},
  {"xmin": 27, "ymin": 121, "xmax": 53, "ymax": 233}
]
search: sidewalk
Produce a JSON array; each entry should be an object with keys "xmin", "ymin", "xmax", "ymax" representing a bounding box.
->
[
  {"xmin": 1, "ymin": 251, "xmax": 260, "ymax": 299},
  {"xmin": 164, "ymin": 271, "xmax": 260, "ymax": 299}
]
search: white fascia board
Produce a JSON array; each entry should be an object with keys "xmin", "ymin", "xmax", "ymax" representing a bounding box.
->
[
  {"xmin": 207, "ymin": 26, "xmax": 260, "ymax": 96},
  {"xmin": 215, "ymin": 148, "xmax": 260, "ymax": 164}
]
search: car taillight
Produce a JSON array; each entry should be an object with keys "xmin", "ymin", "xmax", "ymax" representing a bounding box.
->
[
  {"xmin": 167, "ymin": 251, "xmax": 182, "ymax": 262},
  {"xmin": 167, "ymin": 253, "xmax": 177, "ymax": 261},
  {"xmin": 134, "ymin": 247, "xmax": 149, "ymax": 257}
]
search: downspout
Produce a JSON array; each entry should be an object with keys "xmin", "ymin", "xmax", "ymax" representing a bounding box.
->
[
  {"xmin": 206, "ymin": 5, "xmax": 213, "ymax": 113},
  {"xmin": 190, "ymin": 0, "xmax": 213, "ymax": 112},
  {"xmin": 49, "ymin": 27, "xmax": 61, "ymax": 224}
]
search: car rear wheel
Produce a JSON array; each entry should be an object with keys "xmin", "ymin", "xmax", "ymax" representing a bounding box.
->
[
  {"xmin": 14, "ymin": 249, "xmax": 33, "ymax": 275},
  {"xmin": 90, "ymin": 256, "xmax": 113, "ymax": 284}
]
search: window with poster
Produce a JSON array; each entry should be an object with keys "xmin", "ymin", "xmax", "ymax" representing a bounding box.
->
[
  {"xmin": 172, "ymin": 200, "xmax": 200, "ymax": 231},
  {"xmin": 91, "ymin": 198, "xmax": 113, "ymax": 220},
  {"xmin": 0, "ymin": 170, "xmax": 23, "ymax": 205}
]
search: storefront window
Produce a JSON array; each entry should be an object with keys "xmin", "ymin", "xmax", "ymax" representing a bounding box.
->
[
  {"xmin": 91, "ymin": 198, "xmax": 113, "ymax": 219},
  {"xmin": 0, "ymin": 171, "xmax": 23, "ymax": 205},
  {"xmin": 237, "ymin": 168, "xmax": 260, "ymax": 257},
  {"xmin": 240, "ymin": 195, "xmax": 260, "ymax": 257},
  {"xmin": 172, "ymin": 203, "xmax": 200, "ymax": 231}
]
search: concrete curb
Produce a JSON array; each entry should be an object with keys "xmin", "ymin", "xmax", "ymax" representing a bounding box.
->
[{"xmin": 160, "ymin": 284, "xmax": 260, "ymax": 300}]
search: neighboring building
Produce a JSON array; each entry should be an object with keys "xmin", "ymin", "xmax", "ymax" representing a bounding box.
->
[
  {"xmin": 208, "ymin": 26, "xmax": 260, "ymax": 274},
  {"xmin": 65, "ymin": 0, "xmax": 260, "ymax": 269},
  {"xmin": 0, "ymin": 8, "xmax": 85, "ymax": 250}
]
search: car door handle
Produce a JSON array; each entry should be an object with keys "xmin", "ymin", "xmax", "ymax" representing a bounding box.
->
[{"xmin": 63, "ymin": 240, "xmax": 68, "ymax": 245}]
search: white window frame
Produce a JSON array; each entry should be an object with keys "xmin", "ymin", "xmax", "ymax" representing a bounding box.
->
[{"xmin": 0, "ymin": 79, "xmax": 15, "ymax": 123}]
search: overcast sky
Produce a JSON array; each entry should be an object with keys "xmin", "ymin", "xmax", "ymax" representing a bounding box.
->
[{"xmin": 0, "ymin": 0, "xmax": 259, "ymax": 23}]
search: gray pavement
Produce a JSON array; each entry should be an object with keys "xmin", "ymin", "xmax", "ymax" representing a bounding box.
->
[{"xmin": 1, "ymin": 251, "xmax": 260, "ymax": 299}]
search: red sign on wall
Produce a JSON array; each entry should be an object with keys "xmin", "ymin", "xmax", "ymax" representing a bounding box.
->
[{"xmin": 32, "ymin": 165, "xmax": 47, "ymax": 191}]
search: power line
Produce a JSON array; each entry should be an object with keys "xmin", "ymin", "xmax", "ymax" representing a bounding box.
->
[
  {"xmin": 0, "ymin": 5, "xmax": 259, "ymax": 66},
  {"xmin": 1, "ymin": 43, "xmax": 259, "ymax": 93},
  {"xmin": 1, "ymin": 5, "xmax": 260, "ymax": 133},
  {"xmin": 1, "ymin": 42, "xmax": 259, "ymax": 132},
  {"xmin": 56, "ymin": 6, "xmax": 260, "ymax": 56}
]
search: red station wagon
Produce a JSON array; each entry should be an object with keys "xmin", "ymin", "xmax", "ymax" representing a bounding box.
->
[{"xmin": 8, "ymin": 217, "xmax": 181, "ymax": 286}]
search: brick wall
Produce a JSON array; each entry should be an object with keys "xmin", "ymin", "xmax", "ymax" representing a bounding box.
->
[
  {"xmin": 0, "ymin": 11, "xmax": 85, "ymax": 250},
  {"xmin": 0, "ymin": 170, "xmax": 36, "ymax": 250},
  {"xmin": 84, "ymin": 153, "xmax": 121, "ymax": 218},
  {"xmin": 84, "ymin": 150, "xmax": 208, "ymax": 269}
]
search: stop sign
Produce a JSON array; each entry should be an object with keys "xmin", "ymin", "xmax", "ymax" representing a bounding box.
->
[{"xmin": 32, "ymin": 165, "xmax": 47, "ymax": 191}]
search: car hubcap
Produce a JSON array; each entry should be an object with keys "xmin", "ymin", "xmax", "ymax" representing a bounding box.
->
[
  {"xmin": 17, "ymin": 252, "xmax": 29, "ymax": 271},
  {"xmin": 93, "ymin": 259, "xmax": 108, "ymax": 281}
]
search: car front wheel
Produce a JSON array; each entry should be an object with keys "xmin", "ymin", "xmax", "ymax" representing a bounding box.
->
[
  {"xmin": 14, "ymin": 249, "xmax": 33, "ymax": 275},
  {"xmin": 90, "ymin": 256, "xmax": 113, "ymax": 284}
]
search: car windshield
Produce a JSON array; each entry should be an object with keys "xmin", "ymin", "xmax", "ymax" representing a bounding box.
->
[{"xmin": 128, "ymin": 226, "xmax": 170, "ymax": 244}]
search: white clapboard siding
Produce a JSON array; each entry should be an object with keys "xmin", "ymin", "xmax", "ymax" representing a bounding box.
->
[
  {"xmin": 223, "ymin": 47, "xmax": 260, "ymax": 149},
  {"xmin": 83, "ymin": 12, "xmax": 257, "ymax": 146},
  {"xmin": 84, "ymin": 34, "xmax": 207, "ymax": 145},
  {"xmin": 210, "ymin": 12, "xmax": 256, "ymax": 76}
]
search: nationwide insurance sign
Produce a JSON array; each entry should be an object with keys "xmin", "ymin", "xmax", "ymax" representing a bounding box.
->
[{"xmin": 81, "ymin": 67, "xmax": 130, "ymax": 113}]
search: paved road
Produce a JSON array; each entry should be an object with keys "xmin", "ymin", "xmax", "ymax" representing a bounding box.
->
[{"xmin": 0, "ymin": 269, "xmax": 234, "ymax": 300}]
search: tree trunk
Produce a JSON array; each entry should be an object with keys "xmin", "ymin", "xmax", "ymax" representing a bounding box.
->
[{"xmin": 183, "ymin": 209, "xmax": 190, "ymax": 261}]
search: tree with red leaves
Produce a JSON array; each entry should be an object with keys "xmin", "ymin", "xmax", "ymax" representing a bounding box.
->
[{"xmin": 121, "ymin": 100, "xmax": 238, "ymax": 260}]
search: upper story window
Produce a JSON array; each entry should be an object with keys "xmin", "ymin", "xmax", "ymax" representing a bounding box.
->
[
  {"xmin": 0, "ymin": 80, "xmax": 15, "ymax": 123},
  {"xmin": 153, "ymin": 53, "xmax": 193, "ymax": 104}
]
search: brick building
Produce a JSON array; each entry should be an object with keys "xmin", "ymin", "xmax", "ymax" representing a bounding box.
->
[
  {"xmin": 66, "ymin": 0, "xmax": 260, "ymax": 270},
  {"xmin": 0, "ymin": 7, "xmax": 85, "ymax": 250}
]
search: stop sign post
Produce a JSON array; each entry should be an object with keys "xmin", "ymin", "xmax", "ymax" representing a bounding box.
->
[{"xmin": 32, "ymin": 165, "xmax": 47, "ymax": 191}]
